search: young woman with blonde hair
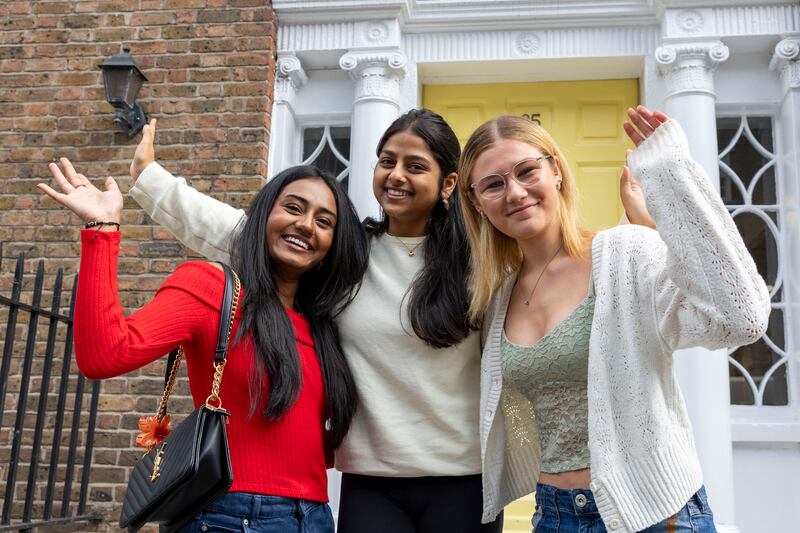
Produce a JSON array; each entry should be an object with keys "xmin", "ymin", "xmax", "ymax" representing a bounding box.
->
[{"xmin": 458, "ymin": 106, "xmax": 770, "ymax": 533}]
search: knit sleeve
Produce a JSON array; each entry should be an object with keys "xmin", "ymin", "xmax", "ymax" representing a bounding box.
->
[
  {"xmin": 627, "ymin": 120, "xmax": 771, "ymax": 352},
  {"xmin": 129, "ymin": 162, "xmax": 246, "ymax": 263},
  {"xmin": 74, "ymin": 230, "xmax": 221, "ymax": 380}
]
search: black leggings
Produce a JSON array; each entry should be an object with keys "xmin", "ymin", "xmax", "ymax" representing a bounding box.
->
[{"xmin": 337, "ymin": 473, "xmax": 503, "ymax": 533}]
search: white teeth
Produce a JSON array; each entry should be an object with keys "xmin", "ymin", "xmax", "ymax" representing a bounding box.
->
[
  {"xmin": 284, "ymin": 236, "xmax": 309, "ymax": 250},
  {"xmin": 387, "ymin": 189, "xmax": 410, "ymax": 197}
]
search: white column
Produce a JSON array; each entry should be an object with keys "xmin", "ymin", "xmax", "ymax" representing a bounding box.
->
[
  {"xmin": 655, "ymin": 41, "xmax": 740, "ymax": 533},
  {"xmin": 771, "ymin": 36, "xmax": 800, "ymax": 406},
  {"xmin": 268, "ymin": 54, "xmax": 308, "ymax": 178},
  {"xmin": 339, "ymin": 51, "xmax": 407, "ymax": 220}
]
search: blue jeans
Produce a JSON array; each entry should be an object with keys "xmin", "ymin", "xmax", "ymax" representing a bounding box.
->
[
  {"xmin": 531, "ymin": 483, "xmax": 716, "ymax": 533},
  {"xmin": 176, "ymin": 491, "xmax": 334, "ymax": 533}
]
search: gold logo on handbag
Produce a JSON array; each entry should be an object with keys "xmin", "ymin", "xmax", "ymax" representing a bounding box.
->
[{"xmin": 151, "ymin": 443, "xmax": 167, "ymax": 482}]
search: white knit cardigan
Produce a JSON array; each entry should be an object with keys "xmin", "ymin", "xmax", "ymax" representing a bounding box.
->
[{"xmin": 478, "ymin": 120, "xmax": 770, "ymax": 532}]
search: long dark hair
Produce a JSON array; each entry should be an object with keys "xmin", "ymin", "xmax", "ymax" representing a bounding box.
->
[
  {"xmin": 230, "ymin": 165, "xmax": 367, "ymax": 453},
  {"xmin": 365, "ymin": 108, "xmax": 476, "ymax": 348}
]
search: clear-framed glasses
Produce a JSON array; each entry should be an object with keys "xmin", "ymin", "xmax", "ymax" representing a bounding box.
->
[{"xmin": 468, "ymin": 155, "xmax": 553, "ymax": 200}]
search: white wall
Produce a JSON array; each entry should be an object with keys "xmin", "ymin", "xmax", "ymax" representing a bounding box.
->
[{"xmin": 732, "ymin": 443, "xmax": 800, "ymax": 533}]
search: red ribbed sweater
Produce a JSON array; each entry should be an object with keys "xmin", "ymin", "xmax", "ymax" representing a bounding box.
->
[{"xmin": 74, "ymin": 230, "xmax": 329, "ymax": 502}]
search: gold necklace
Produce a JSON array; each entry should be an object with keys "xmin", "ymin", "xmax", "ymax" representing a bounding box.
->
[
  {"xmin": 520, "ymin": 242, "xmax": 563, "ymax": 306},
  {"xmin": 391, "ymin": 234, "xmax": 424, "ymax": 257}
]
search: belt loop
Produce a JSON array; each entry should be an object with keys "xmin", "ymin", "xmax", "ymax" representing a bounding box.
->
[
  {"xmin": 250, "ymin": 493, "xmax": 260, "ymax": 521},
  {"xmin": 695, "ymin": 487, "xmax": 708, "ymax": 514}
]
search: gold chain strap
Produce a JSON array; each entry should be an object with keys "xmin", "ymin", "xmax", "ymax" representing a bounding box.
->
[
  {"xmin": 153, "ymin": 270, "xmax": 241, "ymax": 420},
  {"xmin": 205, "ymin": 271, "xmax": 240, "ymax": 411},
  {"xmin": 156, "ymin": 347, "xmax": 184, "ymax": 421}
]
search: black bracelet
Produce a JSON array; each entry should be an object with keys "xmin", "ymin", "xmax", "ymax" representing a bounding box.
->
[{"xmin": 84, "ymin": 220, "xmax": 120, "ymax": 231}]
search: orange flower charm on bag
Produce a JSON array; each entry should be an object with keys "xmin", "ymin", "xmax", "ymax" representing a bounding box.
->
[{"xmin": 136, "ymin": 415, "xmax": 172, "ymax": 451}]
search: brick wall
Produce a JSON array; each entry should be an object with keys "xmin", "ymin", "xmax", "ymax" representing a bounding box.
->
[{"xmin": 0, "ymin": 1, "xmax": 276, "ymax": 530}]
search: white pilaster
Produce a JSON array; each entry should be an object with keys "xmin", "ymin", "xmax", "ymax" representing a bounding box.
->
[
  {"xmin": 771, "ymin": 36, "xmax": 800, "ymax": 402},
  {"xmin": 269, "ymin": 54, "xmax": 308, "ymax": 178},
  {"xmin": 655, "ymin": 40, "xmax": 739, "ymax": 533},
  {"xmin": 655, "ymin": 41, "xmax": 729, "ymax": 185},
  {"xmin": 339, "ymin": 50, "xmax": 407, "ymax": 220}
]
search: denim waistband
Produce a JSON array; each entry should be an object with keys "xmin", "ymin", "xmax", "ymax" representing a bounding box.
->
[
  {"xmin": 204, "ymin": 491, "xmax": 325, "ymax": 519},
  {"xmin": 535, "ymin": 482, "xmax": 599, "ymax": 516}
]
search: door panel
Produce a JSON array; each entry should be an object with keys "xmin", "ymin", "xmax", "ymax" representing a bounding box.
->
[{"xmin": 424, "ymin": 79, "xmax": 639, "ymax": 230}]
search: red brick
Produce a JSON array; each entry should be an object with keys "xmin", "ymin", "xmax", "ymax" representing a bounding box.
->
[
  {"xmin": 31, "ymin": 2, "xmax": 73, "ymax": 14},
  {"xmin": 165, "ymin": 0, "xmax": 208, "ymax": 8},
  {"xmin": 91, "ymin": 28, "xmax": 130, "ymax": 42},
  {"xmin": 190, "ymin": 38, "xmax": 238, "ymax": 53},
  {"xmin": 131, "ymin": 11, "xmax": 175, "ymax": 25},
  {"xmin": 138, "ymin": 27, "xmax": 160, "ymax": 40},
  {"xmin": 62, "ymin": 15, "xmax": 101, "ymax": 28},
  {"xmin": 1, "ymin": 17, "xmax": 35, "ymax": 31},
  {"xmin": 197, "ymin": 9, "xmax": 242, "ymax": 23},
  {"xmin": 3, "ymin": 2, "xmax": 277, "ymax": 525},
  {"xmin": 25, "ymin": 30, "xmax": 69, "ymax": 43}
]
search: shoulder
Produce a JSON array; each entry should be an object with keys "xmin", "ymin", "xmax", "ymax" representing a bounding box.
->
[
  {"xmin": 169, "ymin": 260, "xmax": 224, "ymax": 282},
  {"xmin": 485, "ymin": 274, "xmax": 516, "ymax": 323},
  {"xmin": 157, "ymin": 261, "xmax": 228, "ymax": 310}
]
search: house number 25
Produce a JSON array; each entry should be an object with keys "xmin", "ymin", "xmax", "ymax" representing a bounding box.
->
[{"xmin": 521, "ymin": 113, "xmax": 542, "ymax": 125}]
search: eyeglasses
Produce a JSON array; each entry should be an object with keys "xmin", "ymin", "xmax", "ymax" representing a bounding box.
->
[{"xmin": 468, "ymin": 156, "xmax": 553, "ymax": 200}]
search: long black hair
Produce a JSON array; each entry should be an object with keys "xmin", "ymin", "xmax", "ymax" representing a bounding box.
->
[
  {"xmin": 365, "ymin": 108, "xmax": 476, "ymax": 348},
  {"xmin": 230, "ymin": 165, "xmax": 368, "ymax": 453}
]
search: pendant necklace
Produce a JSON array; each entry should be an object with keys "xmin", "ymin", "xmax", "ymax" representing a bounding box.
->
[
  {"xmin": 521, "ymin": 242, "xmax": 563, "ymax": 306},
  {"xmin": 391, "ymin": 234, "xmax": 424, "ymax": 257}
]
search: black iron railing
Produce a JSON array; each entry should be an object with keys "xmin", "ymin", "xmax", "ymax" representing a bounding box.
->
[{"xmin": 0, "ymin": 243, "xmax": 102, "ymax": 531}]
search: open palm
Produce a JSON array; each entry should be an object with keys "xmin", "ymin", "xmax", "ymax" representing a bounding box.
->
[{"xmin": 38, "ymin": 158, "xmax": 122, "ymax": 224}]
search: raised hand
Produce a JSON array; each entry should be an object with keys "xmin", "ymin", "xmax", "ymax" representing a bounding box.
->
[
  {"xmin": 619, "ymin": 152, "xmax": 655, "ymax": 229},
  {"xmin": 623, "ymin": 105, "xmax": 669, "ymax": 147},
  {"xmin": 130, "ymin": 118, "xmax": 157, "ymax": 181},
  {"xmin": 38, "ymin": 158, "xmax": 122, "ymax": 225}
]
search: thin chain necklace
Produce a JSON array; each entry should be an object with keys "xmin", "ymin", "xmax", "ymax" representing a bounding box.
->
[
  {"xmin": 390, "ymin": 234, "xmax": 424, "ymax": 257},
  {"xmin": 520, "ymin": 242, "xmax": 563, "ymax": 306}
]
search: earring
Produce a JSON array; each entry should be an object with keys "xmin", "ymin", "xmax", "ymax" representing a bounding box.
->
[
  {"xmin": 477, "ymin": 209, "xmax": 486, "ymax": 219},
  {"xmin": 555, "ymin": 180, "xmax": 562, "ymax": 191},
  {"xmin": 316, "ymin": 260, "xmax": 324, "ymax": 271},
  {"xmin": 442, "ymin": 196, "xmax": 450, "ymax": 211}
]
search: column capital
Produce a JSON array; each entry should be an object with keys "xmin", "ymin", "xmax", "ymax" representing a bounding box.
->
[
  {"xmin": 770, "ymin": 36, "xmax": 800, "ymax": 90},
  {"xmin": 275, "ymin": 54, "xmax": 308, "ymax": 105},
  {"xmin": 655, "ymin": 41, "xmax": 729, "ymax": 98},
  {"xmin": 339, "ymin": 50, "xmax": 407, "ymax": 104}
]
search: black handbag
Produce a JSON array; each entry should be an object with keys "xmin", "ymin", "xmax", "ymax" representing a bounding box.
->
[{"xmin": 119, "ymin": 263, "xmax": 241, "ymax": 532}]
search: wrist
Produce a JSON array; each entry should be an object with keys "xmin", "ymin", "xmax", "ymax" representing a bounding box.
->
[{"xmin": 85, "ymin": 220, "xmax": 121, "ymax": 232}]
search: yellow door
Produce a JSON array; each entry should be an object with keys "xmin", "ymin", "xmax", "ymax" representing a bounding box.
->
[
  {"xmin": 424, "ymin": 79, "xmax": 638, "ymax": 532},
  {"xmin": 424, "ymin": 79, "xmax": 639, "ymax": 230}
]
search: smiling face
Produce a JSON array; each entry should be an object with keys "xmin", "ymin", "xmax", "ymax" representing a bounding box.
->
[
  {"xmin": 469, "ymin": 139, "xmax": 562, "ymax": 242},
  {"xmin": 372, "ymin": 130, "xmax": 456, "ymax": 236},
  {"xmin": 265, "ymin": 177, "xmax": 337, "ymax": 280}
]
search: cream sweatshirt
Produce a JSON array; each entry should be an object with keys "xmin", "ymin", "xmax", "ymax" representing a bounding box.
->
[{"xmin": 129, "ymin": 166, "xmax": 482, "ymax": 477}]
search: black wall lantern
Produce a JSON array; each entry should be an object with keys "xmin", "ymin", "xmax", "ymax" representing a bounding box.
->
[{"xmin": 99, "ymin": 46, "xmax": 148, "ymax": 137}]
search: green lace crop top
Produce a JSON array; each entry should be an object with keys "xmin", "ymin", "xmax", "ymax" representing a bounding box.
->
[{"xmin": 500, "ymin": 288, "xmax": 595, "ymax": 474}]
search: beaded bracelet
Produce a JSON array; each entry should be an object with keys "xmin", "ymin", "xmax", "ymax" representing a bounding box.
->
[{"xmin": 84, "ymin": 220, "xmax": 120, "ymax": 232}]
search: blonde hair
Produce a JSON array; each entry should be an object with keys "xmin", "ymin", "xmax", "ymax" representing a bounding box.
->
[{"xmin": 458, "ymin": 115, "xmax": 593, "ymax": 321}]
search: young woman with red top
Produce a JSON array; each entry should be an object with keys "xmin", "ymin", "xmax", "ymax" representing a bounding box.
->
[{"xmin": 38, "ymin": 159, "xmax": 368, "ymax": 533}]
